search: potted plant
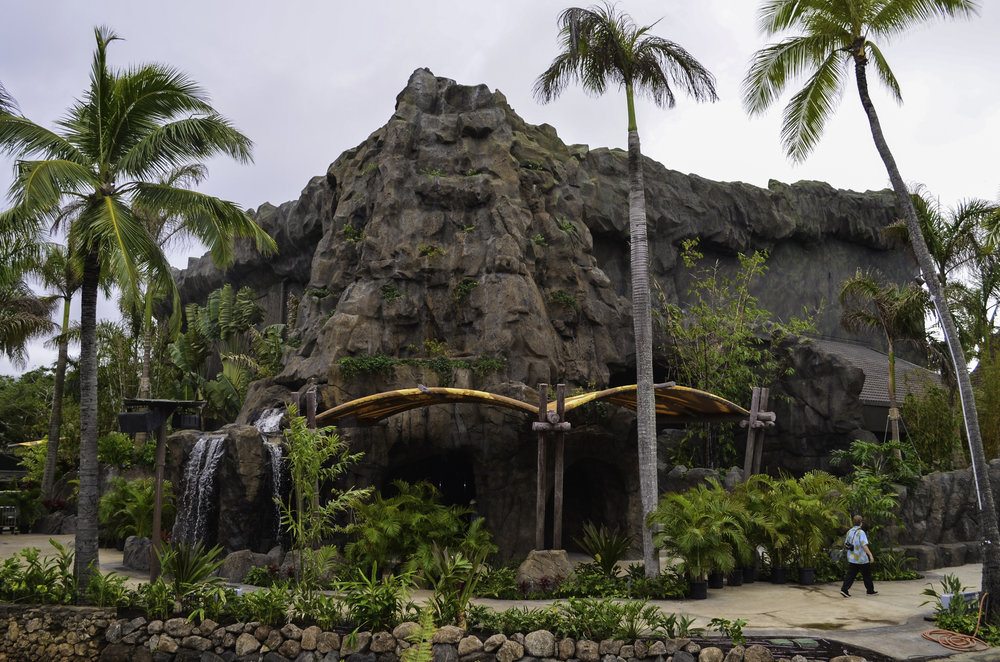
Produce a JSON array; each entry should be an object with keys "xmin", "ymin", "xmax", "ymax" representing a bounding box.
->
[
  {"xmin": 733, "ymin": 476, "xmax": 784, "ymax": 585},
  {"xmin": 788, "ymin": 472, "xmax": 847, "ymax": 585},
  {"xmin": 648, "ymin": 479, "xmax": 747, "ymax": 599}
]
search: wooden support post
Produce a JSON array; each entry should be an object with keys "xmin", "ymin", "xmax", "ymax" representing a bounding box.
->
[
  {"xmin": 553, "ymin": 384, "xmax": 566, "ymax": 550},
  {"xmin": 536, "ymin": 383, "xmax": 548, "ymax": 550},
  {"xmin": 150, "ymin": 419, "xmax": 168, "ymax": 582},
  {"xmin": 306, "ymin": 387, "xmax": 317, "ymax": 429},
  {"xmin": 743, "ymin": 387, "xmax": 762, "ymax": 477},
  {"xmin": 752, "ymin": 387, "xmax": 769, "ymax": 474}
]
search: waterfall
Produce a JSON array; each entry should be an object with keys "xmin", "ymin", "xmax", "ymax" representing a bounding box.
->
[
  {"xmin": 172, "ymin": 434, "xmax": 227, "ymax": 545},
  {"xmin": 254, "ymin": 407, "xmax": 285, "ymax": 437},
  {"xmin": 265, "ymin": 441, "xmax": 285, "ymax": 541}
]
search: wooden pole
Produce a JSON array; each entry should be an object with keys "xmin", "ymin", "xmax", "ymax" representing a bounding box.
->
[
  {"xmin": 752, "ymin": 387, "xmax": 770, "ymax": 474},
  {"xmin": 536, "ymin": 383, "xmax": 548, "ymax": 550},
  {"xmin": 553, "ymin": 384, "xmax": 566, "ymax": 550},
  {"xmin": 306, "ymin": 387, "xmax": 317, "ymax": 429},
  {"xmin": 150, "ymin": 417, "xmax": 167, "ymax": 582},
  {"xmin": 743, "ymin": 387, "xmax": 762, "ymax": 477}
]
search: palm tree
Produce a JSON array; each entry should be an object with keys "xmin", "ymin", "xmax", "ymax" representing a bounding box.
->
[
  {"xmin": 839, "ymin": 268, "xmax": 928, "ymax": 444},
  {"xmin": 534, "ymin": 3, "xmax": 717, "ymax": 577},
  {"xmin": 741, "ymin": 0, "xmax": 1000, "ymax": 615},
  {"xmin": 0, "ymin": 81, "xmax": 16, "ymax": 115},
  {"xmin": 33, "ymin": 242, "xmax": 85, "ymax": 500},
  {"xmin": 0, "ymin": 238, "xmax": 54, "ymax": 366},
  {"xmin": 0, "ymin": 26, "xmax": 275, "ymax": 592}
]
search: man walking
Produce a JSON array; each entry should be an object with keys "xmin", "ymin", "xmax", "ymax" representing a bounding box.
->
[{"xmin": 840, "ymin": 515, "xmax": 877, "ymax": 597}]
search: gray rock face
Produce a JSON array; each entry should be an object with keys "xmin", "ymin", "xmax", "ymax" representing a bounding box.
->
[{"xmin": 175, "ymin": 68, "xmax": 914, "ymax": 559}]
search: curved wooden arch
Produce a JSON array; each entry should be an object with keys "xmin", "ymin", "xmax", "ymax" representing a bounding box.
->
[{"xmin": 315, "ymin": 383, "xmax": 748, "ymax": 426}]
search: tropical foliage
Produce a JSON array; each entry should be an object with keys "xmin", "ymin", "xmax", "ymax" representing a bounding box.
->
[
  {"xmin": 742, "ymin": 0, "xmax": 1000, "ymax": 615},
  {"xmin": 0, "ymin": 26, "xmax": 275, "ymax": 591},
  {"xmin": 658, "ymin": 238, "xmax": 815, "ymax": 466}
]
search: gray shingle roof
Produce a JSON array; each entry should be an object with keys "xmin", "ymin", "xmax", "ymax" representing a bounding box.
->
[{"xmin": 809, "ymin": 338, "xmax": 939, "ymax": 406}]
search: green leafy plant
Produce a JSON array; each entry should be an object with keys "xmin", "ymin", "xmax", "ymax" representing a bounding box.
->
[
  {"xmin": 648, "ymin": 479, "xmax": 749, "ymax": 583},
  {"xmin": 902, "ymin": 373, "xmax": 963, "ymax": 470},
  {"xmin": 343, "ymin": 223, "xmax": 365, "ymax": 243},
  {"xmin": 345, "ymin": 480, "xmax": 494, "ymax": 574},
  {"xmin": 338, "ymin": 562, "xmax": 413, "ymax": 632},
  {"xmin": 381, "ymin": 284, "xmax": 405, "ymax": 302},
  {"xmin": 305, "ymin": 288, "xmax": 332, "ymax": 299},
  {"xmin": 461, "ymin": 224, "xmax": 476, "ymax": 232},
  {"xmin": 657, "ymin": 238, "xmax": 816, "ymax": 466},
  {"xmin": 98, "ymin": 476, "xmax": 175, "ymax": 540},
  {"xmin": 574, "ymin": 521, "xmax": 632, "ymax": 579},
  {"xmin": 709, "ymin": 617, "xmax": 748, "ymax": 646},
  {"xmin": 419, "ymin": 167, "xmax": 444, "ymax": 177},
  {"xmin": 423, "ymin": 543, "xmax": 488, "ymax": 627},
  {"xmin": 359, "ymin": 162, "xmax": 379, "ymax": 175},
  {"xmin": 521, "ymin": 161, "xmax": 544, "ymax": 171},
  {"xmin": 550, "ymin": 289, "xmax": 579, "ymax": 310},
  {"xmin": 97, "ymin": 432, "xmax": 134, "ymax": 467},
  {"xmin": 84, "ymin": 564, "xmax": 132, "ymax": 607},
  {"xmin": 557, "ymin": 218, "xmax": 577, "ymax": 235},
  {"xmin": 0, "ymin": 539, "xmax": 77, "ymax": 604},
  {"xmin": 339, "ymin": 353, "xmax": 397, "ymax": 380},
  {"xmin": 531, "ymin": 233, "xmax": 548, "ymax": 246},
  {"xmin": 280, "ymin": 404, "xmax": 369, "ymax": 592},
  {"xmin": 418, "ymin": 244, "xmax": 445, "ymax": 258},
  {"xmin": 557, "ymin": 597, "xmax": 623, "ymax": 640},
  {"xmin": 135, "ymin": 577, "xmax": 174, "ymax": 620},
  {"xmin": 290, "ymin": 587, "xmax": 346, "ymax": 630},
  {"xmin": 453, "ymin": 278, "xmax": 479, "ymax": 302},
  {"xmin": 401, "ymin": 607, "xmax": 438, "ymax": 662},
  {"xmin": 229, "ymin": 583, "xmax": 291, "ymax": 626}
]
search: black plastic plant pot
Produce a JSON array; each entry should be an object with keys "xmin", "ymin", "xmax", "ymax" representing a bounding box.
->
[
  {"xmin": 771, "ymin": 567, "xmax": 788, "ymax": 584},
  {"xmin": 118, "ymin": 411, "xmax": 162, "ymax": 434},
  {"xmin": 689, "ymin": 580, "xmax": 708, "ymax": 600},
  {"xmin": 742, "ymin": 564, "xmax": 756, "ymax": 583},
  {"xmin": 707, "ymin": 571, "xmax": 725, "ymax": 589},
  {"xmin": 727, "ymin": 569, "xmax": 744, "ymax": 586},
  {"xmin": 799, "ymin": 567, "xmax": 815, "ymax": 585}
]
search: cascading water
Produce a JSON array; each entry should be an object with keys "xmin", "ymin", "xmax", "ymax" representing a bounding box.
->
[
  {"xmin": 254, "ymin": 407, "xmax": 287, "ymax": 544},
  {"xmin": 264, "ymin": 442, "xmax": 285, "ymax": 541},
  {"xmin": 254, "ymin": 407, "xmax": 285, "ymax": 437},
  {"xmin": 172, "ymin": 434, "xmax": 227, "ymax": 545}
]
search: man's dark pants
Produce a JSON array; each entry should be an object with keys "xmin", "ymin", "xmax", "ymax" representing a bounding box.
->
[{"xmin": 841, "ymin": 562, "xmax": 875, "ymax": 594}]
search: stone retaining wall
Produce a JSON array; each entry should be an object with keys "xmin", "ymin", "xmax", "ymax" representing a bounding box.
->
[
  {"xmin": 0, "ymin": 604, "xmax": 113, "ymax": 661},
  {"xmin": 0, "ymin": 606, "xmax": 856, "ymax": 662}
]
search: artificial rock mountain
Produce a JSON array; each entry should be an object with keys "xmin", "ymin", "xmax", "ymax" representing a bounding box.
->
[{"xmin": 175, "ymin": 68, "xmax": 914, "ymax": 556}]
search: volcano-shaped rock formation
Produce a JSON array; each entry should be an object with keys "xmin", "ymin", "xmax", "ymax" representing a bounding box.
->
[{"xmin": 175, "ymin": 68, "xmax": 915, "ymax": 557}]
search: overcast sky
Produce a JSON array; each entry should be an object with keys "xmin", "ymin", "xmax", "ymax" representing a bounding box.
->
[{"xmin": 2, "ymin": 0, "xmax": 998, "ymax": 375}]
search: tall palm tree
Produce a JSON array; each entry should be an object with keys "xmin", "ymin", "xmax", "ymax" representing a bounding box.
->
[
  {"xmin": 535, "ymin": 3, "xmax": 717, "ymax": 576},
  {"xmin": 33, "ymin": 242, "xmax": 88, "ymax": 500},
  {"xmin": 0, "ymin": 26, "xmax": 275, "ymax": 592},
  {"xmin": 740, "ymin": 0, "xmax": 1000, "ymax": 614},
  {"xmin": 839, "ymin": 268, "xmax": 928, "ymax": 444}
]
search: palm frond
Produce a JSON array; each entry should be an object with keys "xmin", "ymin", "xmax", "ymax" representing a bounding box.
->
[{"xmin": 780, "ymin": 50, "xmax": 847, "ymax": 161}]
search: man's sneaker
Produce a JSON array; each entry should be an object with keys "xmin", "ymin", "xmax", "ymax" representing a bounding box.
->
[
  {"xmin": 867, "ymin": 591, "xmax": 879, "ymax": 595},
  {"xmin": 840, "ymin": 590, "xmax": 850, "ymax": 597}
]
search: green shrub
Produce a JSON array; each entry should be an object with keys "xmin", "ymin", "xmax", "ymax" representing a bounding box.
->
[
  {"xmin": 338, "ymin": 353, "xmax": 397, "ymax": 380},
  {"xmin": 381, "ymin": 284, "xmax": 405, "ymax": 302},
  {"xmin": 453, "ymin": 278, "xmax": 479, "ymax": 302},
  {"xmin": 229, "ymin": 583, "xmax": 291, "ymax": 626},
  {"xmin": 574, "ymin": 521, "xmax": 632, "ymax": 579},
  {"xmin": 550, "ymin": 289, "xmax": 579, "ymax": 310},
  {"xmin": 338, "ymin": 563, "xmax": 413, "ymax": 632},
  {"xmin": 98, "ymin": 477, "xmax": 175, "ymax": 540}
]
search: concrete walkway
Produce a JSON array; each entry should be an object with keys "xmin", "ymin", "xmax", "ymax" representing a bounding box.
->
[{"xmin": 2, "ymin": 534, "xmax": 995, "ymax": 661}]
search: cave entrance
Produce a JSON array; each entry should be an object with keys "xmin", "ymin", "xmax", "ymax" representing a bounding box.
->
[
  {"xmin": 383, "ymin": 450, "xmax": 477, "ymax": 507},
  {"xmin": 545, "ymin": 458, "xmax": 627, "ymax": 552}
]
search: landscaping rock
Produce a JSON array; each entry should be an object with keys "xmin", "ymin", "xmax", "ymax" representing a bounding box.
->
[
  {"xmin": 484, "ymin": 634, "xmax": 507, "ymax": 652},
  {"xmin": 524, "ymin": 630, "xmax": 555, "ymax": 657},
  {"xmin": 459, "ymin": 635, "xmax": 484, "ymax": 656},
  {"xmin": 516, "ymin": 551, "xmax": 575, "ymax": 593},
  {"xmin": 576, "ymin": 639, "xmax": 600, "ymax": 662},
  {"xmin": 723, "ymin": 644, "xmax": 745, "ymax": 662},
  {"xmin": 743, "ymin": 644, "xmax": 774, "ymax": 662},
  {"xmin": 699, "ymin": 646, "xmax": 724, "ymax": 662},
  {"xmin": 496, "ymin": 639, "xmax": 525, "ymax": 662},
  {"xmin": 122, "ymin": 536, "xmax": 152, "ymax": 571},
  {"xmin": 236, "ymin": 632, "xmax": 262, "ymax": 656},
  {"xmin": 371, "ymin": 631, "xmax": 397, "ymax": 653},
  {"xmin": 434, "ymin": 626, "xmax": 465, "ymax": 645}
]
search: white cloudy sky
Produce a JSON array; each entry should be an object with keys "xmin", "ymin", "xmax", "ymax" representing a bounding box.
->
[{"xmin": 2, "ymin": 0, "xmax": 998, "ymax": 375}]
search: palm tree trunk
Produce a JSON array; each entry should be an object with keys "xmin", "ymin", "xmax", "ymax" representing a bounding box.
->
[
  {"xmin": 854, "ymin": 59, "xmax": 1000, "ymax": 616},
  {"xmin": 627, "ymin": 124, "xmax": 659, "ymax": 578},
  {"xmin": 74, "ymin": 247, "xmax": 101, "ymax": 596},
  {"xmin": 887, "ymin": 341, "xmax": 901, "ymax": 447},
  {"xmin": 41, "ymin": 295, "xmax": 71, "ymax": 501}
]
